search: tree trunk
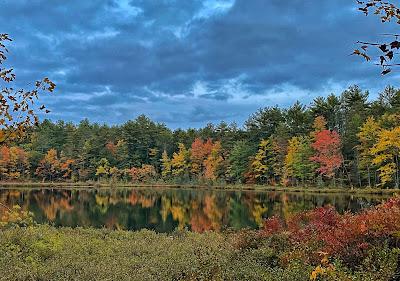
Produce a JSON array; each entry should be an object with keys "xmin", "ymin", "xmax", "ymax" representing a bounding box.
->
[
  {"xmin": 367, "ymin": 165, "xmax": 371, "ymax": 188},
  {"xmin": 395, "ymin": 155, "xmax": 399, "ymax": 189}
]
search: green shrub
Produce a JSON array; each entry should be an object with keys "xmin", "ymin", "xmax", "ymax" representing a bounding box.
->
[{"xmin": 0, "ymin": 225, "xmax": 397, "ymax": 280}]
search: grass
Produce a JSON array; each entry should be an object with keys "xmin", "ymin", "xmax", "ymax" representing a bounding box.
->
[{"xmin": 0, "ymin": 225, "xmax": 397, "ymax": 281}]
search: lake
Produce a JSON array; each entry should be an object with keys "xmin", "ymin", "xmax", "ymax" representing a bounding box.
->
[{"xmin": 0, "ymin": 187, "xmax": 391, "ymax": 233}]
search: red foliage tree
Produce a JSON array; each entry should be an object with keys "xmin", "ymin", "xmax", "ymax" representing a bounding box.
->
[{"xmin": 310, "ymin": 130, "xmax": 343, "ymax": 178}]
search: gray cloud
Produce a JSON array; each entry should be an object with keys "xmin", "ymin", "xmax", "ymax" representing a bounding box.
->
[{"xmin": 0, "ymin": 0, "xmax": 398, "ymax": 128}]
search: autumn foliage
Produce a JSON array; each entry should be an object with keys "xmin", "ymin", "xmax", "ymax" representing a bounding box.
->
[
  {"xmin": 310, "ymin": 129, "xmax": 343, "ymax": 178},
  {"xmin": 0, "ymin": 34, "xmax": 55, "ymax": 144},
  {"xmin": 0, "ymin": 88, "xmax": 398, "ymax": 188},
  {"xmin": 262, "ymin": 196, "xmax": 400, "ymax": 265},
  {"xmin": 0, "ymin": 145, "xmax": 29, "ymax": 180},
  {"xmin": 129, "ymin": 165, "xmax": 156, "ymax": 183}
]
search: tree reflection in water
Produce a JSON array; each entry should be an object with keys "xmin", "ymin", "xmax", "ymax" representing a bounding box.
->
[{"xmin": 0, "ymin": 188, "xmax": 389, "ymax": 233}]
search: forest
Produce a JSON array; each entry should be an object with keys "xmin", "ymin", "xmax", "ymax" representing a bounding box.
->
[{"xmin": 1, "ymin": 85, "xmax": 399, "ymax": 189}]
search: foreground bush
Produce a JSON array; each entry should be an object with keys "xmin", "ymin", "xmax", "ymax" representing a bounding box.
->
[
  {"xmin": 262, "ymin": 196, "xmax": 400, "ymax": 279},
  {"xmin": 0, "ymin": 226, "xmax": 397, "ymax": 280},
  {"xmin": 1, "ymin": 198, "xmax": 400, "ymax": 280}
]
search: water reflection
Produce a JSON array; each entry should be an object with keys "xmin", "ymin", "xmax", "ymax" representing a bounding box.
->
[{"xmin": 0, "ymin": 188, "xmax": 390, "ymax": 233}]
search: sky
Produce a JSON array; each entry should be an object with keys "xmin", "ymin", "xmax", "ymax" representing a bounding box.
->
[{"xmin": 1, "ymin": 0, "xmax": 399, "ymax": 128}]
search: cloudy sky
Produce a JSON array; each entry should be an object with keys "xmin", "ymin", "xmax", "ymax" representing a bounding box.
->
[{"xmin": 1, "ymin": 0, "xmax": 398, "ymax": 128}]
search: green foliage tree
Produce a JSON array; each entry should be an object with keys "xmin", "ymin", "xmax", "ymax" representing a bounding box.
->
[
  {"xmin": 228, "ymin": 141, "xmax": 256, "ymax": 183},
  {"xmin": 1, "ymin": 85, "xmax": 398, "ymax": 189},
  {"xmin": 284, "ymin": 136, "xmax": 315, "ymax": 186}
]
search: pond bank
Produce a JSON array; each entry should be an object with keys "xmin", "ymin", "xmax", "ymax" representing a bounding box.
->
[{"xmin": 1, "ymin": 181, "xmax": 400, "ymax": 195}]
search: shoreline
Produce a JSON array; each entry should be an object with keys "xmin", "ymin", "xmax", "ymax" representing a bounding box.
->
[{"xmin": 0, "ymin": 181, "xmax": 399, "ymax": 196}]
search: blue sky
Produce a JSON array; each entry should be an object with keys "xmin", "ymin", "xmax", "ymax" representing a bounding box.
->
[{"xmin": 1, "ymin": 0, "xmax": 399, "ymax": 128}]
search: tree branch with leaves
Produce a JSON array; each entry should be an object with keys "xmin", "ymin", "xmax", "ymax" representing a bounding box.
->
[
  {"xmin": 0, "ymin": 33, "xmax": 55, "ymax": 144},
  {"xmin": 353, "ymin": 1, "xmax": 400, "ymax": 75}
]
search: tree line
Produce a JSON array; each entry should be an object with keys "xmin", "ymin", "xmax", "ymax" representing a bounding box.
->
[{"xmin": 0, "ymin": 85, "xmax": 399, "ymax": 188}]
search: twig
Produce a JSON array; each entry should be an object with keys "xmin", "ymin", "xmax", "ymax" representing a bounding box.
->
[{"xmin": 0, "ymin": 202, "xmax": 11, "ymax": 212}]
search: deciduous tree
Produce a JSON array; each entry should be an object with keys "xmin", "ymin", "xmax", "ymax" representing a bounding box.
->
[
  {"xmin": 250, "ymin": 139, "xmax": 277, "ymax": 184},
  {"xmin": 190, "ymin": 138, "xmax": 213, "ymax": 177},
  {"xmin": 0, "ymin": 34, "xmax": 55, "ymax": 144},
  {"xmin": 171, "ymin": 143, "xmax": 190, "ymax": 179},
  {"xmin": 95, "ymin": 158, "xmax": 110, "ymax": 180},
  {"xmin": 204, "ymin": 141, "xmax": 223, "ymax": 181},
  {"xmin": 311, "ymin": 130, "xmax": 343, "ymax": 184},
  {"xmin": 284, "ymin": 136, "xmax": 315, "ymax": 186},
  {"xmin": 371, "ymin": 125, "xmax": 400, "ymax": 187},
  {"xmin": 160, "ymin": 150, "xmax": 172, "ymax": 179},
  {"xmin": 357, "ymin": 117, "xmax": 381, "ymax": 187},
  {"xmin": 35, "ymin": 149, "xmax": 61, "ymax": 181}
]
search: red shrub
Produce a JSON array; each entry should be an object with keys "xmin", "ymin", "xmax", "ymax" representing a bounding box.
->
[
  {"xmin": 262, "ymin": 216, "xmax": 284, "ymax": 236},
  {"xmin": 262, "ymin": 196, "xmax": 400, "ymax": 265}
]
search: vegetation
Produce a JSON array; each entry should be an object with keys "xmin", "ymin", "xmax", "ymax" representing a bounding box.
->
[
  {"xmin": 1, "ymin": 1, "xmax": 400, "ymax": 280},
  {"xmin": 0, "ymin": 85, "xmax": 399, "ymax": 189},
  {"xmin": 0, "ymin": 34, "xmax": 55, "ymax": 145},
  {"xmin": 0, "ymin": 196, "xmax": 399, "ymax": 280},
  {"xmin": 354, "ymin": 0, "xmax": 400, "ymax": 75}
]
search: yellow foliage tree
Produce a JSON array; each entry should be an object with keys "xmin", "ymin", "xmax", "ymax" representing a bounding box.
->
[
  {"xmin": 311, "ymin": 116, "xmax": 327, "ymax": 139},
  {"xmin": 171, "ymin": 143, "xmax": 190, "ymax": 179},
  {"xmin": 250, "ymin": 139, "xmax": 277, "ymax": 184},
  {"xmin": 283, "ymin": 136, "xmax": 315, "ymax": 186},
  {"xmin": 204, "ymin": 141, "xmax": 223, "ymax": 181},
  {"xmin": 371, "ymin": 126, "xmax": 400, "ymax": 188},
  {"xmin": 357, "ymin": 117, "xmax": 381, "ymax": 187},
  {"xmin": 95, "ymin": 158, "xmax": 110, "ymax": 180},
  {"xmin": 160, "ymin": 150, "xmax": 172, "ymax": 179}
]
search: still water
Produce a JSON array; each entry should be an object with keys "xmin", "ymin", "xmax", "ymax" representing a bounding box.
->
[{"xmin": 0, "ymin": 187, "xmax": 390, "ymax": 233}]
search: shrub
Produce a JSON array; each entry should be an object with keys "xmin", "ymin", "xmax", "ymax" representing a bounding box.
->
[
  {"xmin": 0, "ymin": 205, "xmax": 36, "ymax": 229},
  {"xmin": 262, "ymin": 196, "xmax": 400, "ymax": 266}
]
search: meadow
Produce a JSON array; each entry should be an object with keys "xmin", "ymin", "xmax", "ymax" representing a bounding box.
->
[{"xmin": 1, "ymin": 194, "xmax": 399, "ymax": 280}]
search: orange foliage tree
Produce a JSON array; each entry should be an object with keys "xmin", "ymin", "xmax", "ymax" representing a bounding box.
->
[
  {"xmin": 0, "ymin": 146, "xmax": 29, "ymax": 180},
  {"xmin": 204, "ymin": 141, "xmax": 224, "ymax": 181},
  {"xmin": 129, "ymin": 164, "xmax": 157, "ymax": 183},
  {"xmin": 190, "ymin": 138, "xmax": 213, "ymax": 177},
  {"xmin": 35, "ymin": 149, "xmax": 62, "ymax": 181}
]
